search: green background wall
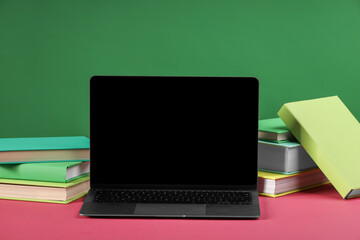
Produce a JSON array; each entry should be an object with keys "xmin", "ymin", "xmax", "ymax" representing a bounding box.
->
[{"xmin": 1, "ymin": 0, "xmax": 359, "ymax": 138}]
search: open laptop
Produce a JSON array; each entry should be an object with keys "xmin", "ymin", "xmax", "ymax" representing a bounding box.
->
[{"xmin": 80, "ymin": 76, "xmax": 260, "ymax": 218}]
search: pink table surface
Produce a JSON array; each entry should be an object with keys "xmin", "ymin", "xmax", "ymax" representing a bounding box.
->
[{"xmin": 1, "ymin": 184, "xmax": 360, "ymax": 240}]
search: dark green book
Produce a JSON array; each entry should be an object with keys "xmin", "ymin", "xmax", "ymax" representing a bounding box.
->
[
  {"xmin": 0, "ymin": 136, "xmax": 90, "ymax": 164},
  {"xmin": 258, "ymin": 118, "xmax": 294, "ymax": 143}
]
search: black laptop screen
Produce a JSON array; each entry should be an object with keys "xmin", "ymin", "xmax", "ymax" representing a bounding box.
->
[{"xmin": 90, "ymin": 76, "xmax": 258, "ymax": 188}]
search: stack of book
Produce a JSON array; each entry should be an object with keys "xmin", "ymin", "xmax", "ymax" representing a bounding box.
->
[
  {"xmin": 0, "ymin": 136, "xmax": 90, "ymax": 203},
  {"xmin": 257, "ymin": 118, "xmax": 329, "ymax": 197}
]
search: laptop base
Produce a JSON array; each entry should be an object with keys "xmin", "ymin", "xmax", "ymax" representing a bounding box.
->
[{"xmin": 80, "ymin": 189, "xmax": 260, "ymax": 219}]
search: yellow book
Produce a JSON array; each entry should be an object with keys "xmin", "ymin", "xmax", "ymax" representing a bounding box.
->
[
  {"xmin": 278, "ymin": 96, "xmax": 360, "ymax": 199},
  {"xmin": 259, "ymin": 183, "xmax": 330, "ymax": 198},
  {"xmin": 258, "ymin": 169, "xmax": 329, "ymax": 197}
]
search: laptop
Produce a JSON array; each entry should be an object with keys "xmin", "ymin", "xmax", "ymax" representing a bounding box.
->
[{"xmin": 80, "ymin": 76, "xmax": 260, "ymax": 219}]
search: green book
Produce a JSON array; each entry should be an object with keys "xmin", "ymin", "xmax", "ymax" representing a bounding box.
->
[
  {"xmin": 0, "ymin": 161, "xmax": 89, "ymax": 183},
  {"xmin": 0, "ymin": 176, "xmax": 90, "ymax": 204},
  {"xmin": 278, "ymin": 96, "xmax": 360, "ymax": 199},
  {"xmin": 0, "ymin": 175, "xmax": 89, "ymax": 187},
  {"xmin": 258, "ymin": 118, "xmax": 294, "ymax": 142},
  {"xmin": 0, "ymin": 136, "xmax": 90, "ymax": 164}
]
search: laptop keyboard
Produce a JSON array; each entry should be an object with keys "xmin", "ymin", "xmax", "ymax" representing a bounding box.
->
[{"xmin": 94, "ymin": 190, "xmax": 252, "ymax": 205}]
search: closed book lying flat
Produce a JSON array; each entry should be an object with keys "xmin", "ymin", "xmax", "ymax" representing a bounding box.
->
[
  {"xmin": 258, "ymin": 140, "xmax": 317, "ymax": 174},
  {"xmin": 0, "ymin": 176, "xmax": 90, "ymax": 204},
  {"xmin": 0, "ymin": 175, "xmax": 89, "ymax": 187},
  {"xmin": 278, "ymin": 96, "xmax": 360, "ymax": 199},
  {"xmin": 0, "ymin": 161, "xmax": 90, "ymax": 182},
  {"xmin": 0, "ymin": 192, "xmax": 88, "ymax": 204},
  {"xmin": 258, "ymin": 169, "xmax": 329, "ymax": 197},
  {"xmin": 0, "ymin": 136, "xmax": 90, "ymax": 164},
  {"xmin": 258, "ymin": 118, "xmax": 294, "ymax": 142}
]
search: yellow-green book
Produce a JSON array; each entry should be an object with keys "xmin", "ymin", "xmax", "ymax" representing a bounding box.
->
[
  {"xmin": 278, "ymin": 96, "xmax": 360, "ymax": 199},
  {"xmin": 0, "ymin": 176, "xmax": 90, "ymax": 204}
]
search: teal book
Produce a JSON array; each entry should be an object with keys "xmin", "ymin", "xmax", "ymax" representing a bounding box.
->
[
  {"xmin": 0, "ymin": 161, "xmax": 89, "ymax": 182},
  {"xmin": 0, "ymin": 136, "xmax": 90, "ymax": 164},
  {"xmin": 258, "ymin": 118, "xmax": 294, "ymax": 142}
]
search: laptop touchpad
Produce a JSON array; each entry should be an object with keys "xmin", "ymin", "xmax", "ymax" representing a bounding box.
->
[{"xmin": 135, "ymin": 204, "xmax": 206, "ymax": 216}]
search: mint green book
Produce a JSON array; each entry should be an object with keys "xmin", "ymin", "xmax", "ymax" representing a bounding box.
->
[
  {"xmin": 0, "ymin": 136, "xmax": 89, "ymax": 151},
  {"xmin": 0, "ymin": 161, "xmax": 89, "ymax": 183},
  {"xmin": 278, "ymin": 96, "xmax": 360, "ymax": 199},
  {"xmin": 0, "ymin": 136, "xmax": 90, "ymax": 164},
  {"xmin": 0, "ymin": 176, "xmax": 90, "ymax": 204},
  {"xmin": 258, "ymin": 118, "xmax": 294, "ymax": 142}
]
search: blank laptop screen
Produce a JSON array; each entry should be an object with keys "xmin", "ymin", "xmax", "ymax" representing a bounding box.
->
[{"xmin": 90, "ymin": 76, "xmax": 258, "ymax": 188}]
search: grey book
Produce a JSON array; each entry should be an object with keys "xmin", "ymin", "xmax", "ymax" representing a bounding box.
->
[{"xmin": 258, "ymin": 140, "xmax": 317, "ymax": 174}]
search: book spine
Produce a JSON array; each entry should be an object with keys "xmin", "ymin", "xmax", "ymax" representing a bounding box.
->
[
  {"xmin": 278, "ymin": 105, "xmax": 351, "ymax": 199},
  {"xmin": 0, "ymin": 164, "xmax": 65, "ymax": 183}
]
